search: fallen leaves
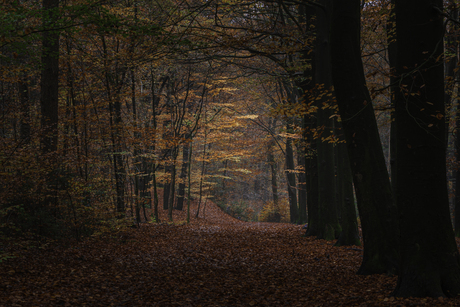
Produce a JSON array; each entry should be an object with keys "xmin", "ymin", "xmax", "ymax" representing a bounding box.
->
[{"xmin": 1, "ymin": 200, "xmax": 460, "ymax": 306}]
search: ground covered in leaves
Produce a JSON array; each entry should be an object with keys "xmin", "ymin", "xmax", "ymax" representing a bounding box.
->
[{"xmin": 1, "ymin": 201, "xmax": 459, "ymax": 306}]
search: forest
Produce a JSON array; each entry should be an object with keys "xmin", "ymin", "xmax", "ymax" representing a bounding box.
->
[{"xmin": 2, "ymin": 0, "xmax": 460, "ymax": 304}]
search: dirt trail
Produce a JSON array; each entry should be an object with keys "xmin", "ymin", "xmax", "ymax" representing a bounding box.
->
[{"xmin": 0, "ymin": 201, "xmax": 457, "ymax": 306}]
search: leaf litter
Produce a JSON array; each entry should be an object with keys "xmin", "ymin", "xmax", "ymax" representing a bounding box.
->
[{"xmin": 0, "ymin": 200, "xmax": 458, "ymax": 306}]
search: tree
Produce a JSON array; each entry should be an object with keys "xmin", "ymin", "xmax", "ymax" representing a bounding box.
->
[
  {"xmin": 40, "ymin": 0, "xmax": 60, "ymax": 155},
  {"xmin": 334, "ymin": 136, "xmax": 360, "ymax": 247},
  {"xmin": 313, "ymin": 0, "xmax": 340, "ymax": 240},
  {"xmin": 392, "ymin": 0, "xmax": 460, "ymax": 297},
  {"xmin": 331, "ymin": 0, "xmax": 400, "ymax": 275}
]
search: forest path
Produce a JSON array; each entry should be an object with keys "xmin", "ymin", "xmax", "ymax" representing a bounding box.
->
[{"xmin": 0, "ymin": 200, "xmax": 456, "ymax": 306}]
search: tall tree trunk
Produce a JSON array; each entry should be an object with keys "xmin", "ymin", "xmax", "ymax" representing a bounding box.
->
[
  {"xmin": 334, "ymin": 140, "xmax": 360, "ymax": 246},
  {"xmin": 296, "ymin": 127, "xmax": 307, "ymax": 224},
  {"xmin": 19, "ymin": 77, "xmax": 30, "ymax": 143},
  {"xmin": 163, "ymin": 156, "xmax": 171, "ymax": 210},
  {"xmin": 101, "ymin": 33, "xmax": 125, "ymax": 215},
  {"xmin": 331, "ymin": 0, "xmax": 399, "ymax": 275},
  {"xmin": 40, "ymin": 0, "xmax": 60, "ymax": 155},
  {"xmin": 168, "ymin": 147, "xmax": 177, "ymax": 221},
  {"xmin": 268, "ymin": 139, "xmax": 280, "ymax": 222},
  {"xmin": 445, "ymin": 2, "xmax": 460, "ymax": 237},
  {"xmin": 187, "ymin": 141, "xmax": 193, "ymax": 224},
  {"xmin": 388, "ymin": 0, "xmax": 398, "ymax": 195},
  {"xmin": 196, "ymin": 109, "xmax": 207, "ymax": 219},
  {"xmin": 392, "ymin": 0, "xmax": 460, "ymax": 297},
  {"xmin": 285, "ymin": 122, "xmax": 298, "ymax": 223},
  {"xmin": 305, "ymin": 115, "xmax": 319, "ymax": 236},
  {"xmin": 131, "ymin": 69, "xmax": 142, "ymax": 224},
  {"xmin": 39, "ymin": 0, "xmax": 60, "ymax": 235},
  {"xmin": 314, "ymin": 0, "xmax": 340, "ymax": 240},
  {"xmin": 296, "ymin": 1, "xmax": 317, "ymax": 232},
  {"xmin": 456, "ymin": 106, "xmax": 460, "ymax": 236},
  {"xmin": 151, "ymin": 70, "xmax": 160, "ymax": 222},
  {"xmin": 176, "ymin": 141, "xmax": 190, "ymax": 211},
  {"xmin": 112, "ymin": 97, "xmax": 125, "ymax": 215}
]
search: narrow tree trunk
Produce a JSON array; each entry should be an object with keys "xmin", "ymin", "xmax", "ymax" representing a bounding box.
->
[
  {"xmin": 176, "ymin": 141, "xmax": 190, "ymax": 211},
  {"xmin": 297, "ymin": 2, "xmax": 317, "ymax": 231},
  {"xmin": 113, "ymin": 101, "xmax": 125, "ymax": 215},
  {"xmin": 305, "ymin": 115, "xmax": 319, "ymax": 236},
  {"xmin": 163, "ymin": 162, "xmax": 171, "ymax": 210},
  {"xmin": 39, "ymin": 0, "xmax": 60, "ymax": 234},
  {"xmin": 392, "ymin": 0, "xmax": 460, "ymax": 297},
  {"xmin": 19, "ymin": 78, "xmax": 30, "ymax": 143},
  {"xmin": 456, "ymin": 105, "xmax": 460, "ymax": 235},
  {"xmin": 151, "ymin": 70, "xmax": 159, "ymax": 222},
  {"xmin": 285, "ymin": 123, "xmax": 298, "ymax": 223},
  {"xmin": 445, "ymin": 3, "xmax": 460, "ymax": 236},
  {"xmin": 331, "ymin": 0, "xmax": 399, "ymax": 275},
  {"xmin": 187, "ymin": 141, "xmax": 193, "ymax": 224},
  {"xmin": 296, "ymin": 129, "xmax": 307, "ymax": 224},
  {"xmin": 196, "ymin": 110, "xmax": 207, "ymax": 219},
  {"xmin": 40, "ymin": 0, "xmax": 60, "ymax": 155},
  {"xmin": 168, "ymin": 148, "xmax": 177, "ymax": 221},
  {"xmin": 387, "ymin": 0, "xmax": 398, "ymax": 195},
  {"xmin": 268, "ymin": 140, "xmax": 280, "ymax": 222}
]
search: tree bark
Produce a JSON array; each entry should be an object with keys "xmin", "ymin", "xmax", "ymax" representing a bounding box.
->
[
  {"xmin": 334, "ymin": 140, "xmax": 360, "ymax": 247},
  {"xmin": 392, "ymin": 0, "xmax": 460, "ymax": 297},
  {"xmin": 296, "ymin": 128, "xmax": 307, "ymax": 225},
  {"xmin": 285, "ymin": 122, "xmax": 298, "ymax": 223},
  {"xmin": 176, "ymin": 141, "xmax": 190, "ymax": 211},
  {"xmin": 19, "ymin": 76, "xmax": 31, "ymax": 143},
  {"xmin": 445, "ymin": 2, "xmax": 460, "ymax": 237},
  {"xmin": 456, "ymin": 106, "xmax": 460, "ymax": 236},
  {"xmin": 268, "ymin": 140, "xmax": 280, "ymax": 222},
  {"xmin": 331, "ymin": 0, "xmax": 399, "ymax": 275},
  {"xmin": 314, "ymin": 0, "xmax": 340, "ymax": 240},
  {"xmin": 305, "ymin": 114, "xmax": 319, "ymax": 236},
  {"xmin": 40, "ymin": 0, "xmax": 60, "ymax": 155},
  {"xmin": 39, "ymin": 0, "xmax": 60, "ymax": 230},
  {"xmin": 168, "ymin": 147, "xmax": 177, "ymax": 221}
]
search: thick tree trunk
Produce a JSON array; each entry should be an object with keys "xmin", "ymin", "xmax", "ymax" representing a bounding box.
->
[
  {"xmin": 314, "ymin": 0, "xmax": 340, "ymax": 240},
  {"xmin": 331, "ymin": 0, "xmax": 399, "ymax": 275},
  {"xmin": 334, "ymin": 141, "xmax": 360, "ymax": 247},
  {"xmin": 392, "ymin": 0, "xmax": 460, "ymax": 297}
]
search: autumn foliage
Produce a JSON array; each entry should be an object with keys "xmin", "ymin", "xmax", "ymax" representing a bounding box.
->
[{"xmin": 3, "ymin": 0, "xmax": 460, "ymax": 302}]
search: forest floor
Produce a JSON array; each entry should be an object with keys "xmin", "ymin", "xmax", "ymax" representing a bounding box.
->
[{"xmin": 1, "ymin": 201, "xmax": 459, "ymax": 306}]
